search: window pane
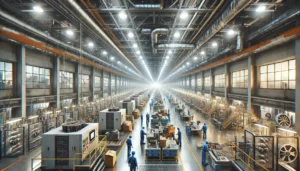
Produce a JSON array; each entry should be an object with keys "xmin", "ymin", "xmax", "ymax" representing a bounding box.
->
[
  {"xmin": 268, "ymin": 73, "xmax": 274, "ymax": 81},
  {"xmin": 289, "ymin": 81, "xmax": 295, "ymax": 89},
  {"xmin": 289, "ymin": 70, "xmax": 295, "ymax": 80},
  {"xmin": 281, "ymin": 61, "xmax": 288, "ymax": 70},
  {"xmin": 0, "ymin": 71, "xmax": 4, "ymax": 81},
  {"xmin": 261, "ymin": 74, "xmax": 267, "ymax": 81},
  {"xmin": 27, "ymin": 82, "xmax": 33, "ymax": 88},
  {"xmin": 33, "ymin": 67, "xmax": 39, "ymax": 74},
  {"xmin": 289, "ymin": 60, "xmax": 295, "ymax": 70},
  {"xmin": 33, "ymin": 74, "xmax": 39, "ymax": 81},
  {"xmin": 275, "ymin": 63, "xmax": 282, "ymax": 72},
  {"xmin": 275, "ymin": 81, "xmax": 281, "ymax": 89},
  {"xmin": 282, "ymin": 71, "xmax": 288, "ymax": 80},
  {"xmin": 39, "ymin": 68, "xmax": 44, "ymax": 75},
  {"xmin": 0, "ymin": 62, "xmax": 4, "ymax": 70},
  {"xmin": 240, "ymin": 71, "xmax": 244, "ymax": 77},
  {"xmin": 275, "ymin": 72, "xmax": 281, "ymax": 81},
  {"xmin": 26, "ymin": 66, "xmax": 32, "ymax": 73},
  {"xmin": 260, "ymin": 66, "xmax": 267, "ymax": 73},
  {"xmin": 268, "ymin": 81, "xmax": 274, "ymax": 88},
  {"xmin": 268, "ymin": 64, "xmax": 274, "ymax": 73},
  {"xmin": 4, "ymin": 80, "xmax": 12, "ymax": 88},
  {"xmin": 5, "ymin": 72, "xmax": 12, "ymax": 80},
  {"xmin": 5, "ymin": 63, "xmax": 12, "ymax": 71}
]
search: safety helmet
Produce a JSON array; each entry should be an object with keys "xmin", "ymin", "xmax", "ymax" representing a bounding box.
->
[
  {"xmin": 129, "ymin": 135, "xmax": 132, "ymax": 138},
  {"xmin": 142, "ymin": 126, "xmax": 145, "ymax": 129},
  {"xmin": 132, "ymin": 151, "xmax": 135, "ymax": 155},
  {"xmin": 206, "ymin": 140, "xmax": 209, "ymax": 144}
]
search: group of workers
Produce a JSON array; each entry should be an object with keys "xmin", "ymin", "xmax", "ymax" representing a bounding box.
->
[{"xmin": 125, "ymin": 95, "xmax": 210, "ymax": 170}]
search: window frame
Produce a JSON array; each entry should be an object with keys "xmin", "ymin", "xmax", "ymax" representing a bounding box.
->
[
  {"xmin": 0, "ymin": 61, "xmax": 13, "ymax": 89},
  {"xmin": 26, "ymin": 65, "xmax": 51, "ymax": 89}
]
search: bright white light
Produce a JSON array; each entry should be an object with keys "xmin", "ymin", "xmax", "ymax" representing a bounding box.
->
[
  {"xmin": 200, "ymin": 51, "xmax": 205, "ymax": 55},
  {"xmin": 180, "ymin": 11, "xmax": 188, "ymax": 19},
  {"xmin": 212, "ymin": 42, "xmax": 217, "ymax": 47},
  {"xmin": 166, "ymin": 56, "xmax": 169, "ymax": 59},
  {"xmin": 151, "ymin": 82, "xmax": 161, "ymax": 89},
  {"xmin": 256, "ymin": 6, "xmax": 266, "ymax": 12},
  {"xmin": 118, "ymin": 11, "xmax": 127, "ymax": 20},
  {"xmin": 88, "ymin": 42, "xmax": 94, "ymax": 47},
  {"xmin": 168, "ymin": 50, "xmax": 172, "ymax": 54},
  {"xmin": 117, "ymin": 61, "xmax": 121, "ymax": 64},
  {"xmin": 110, "ymin": 56, "xmax": 115, "ymax": 61},
  {"xmin": 228, "ymin": 29, "xmax": 236, "ymax": 35},
  {"xmin": 142, "ymin": 60, "xmax": 145, "ymax": 63},
  {"xmin": 128, "ymin": 32, "xmax": 134, "ymax": 38},
  {"xmin": 186, "ymin": 62, "xmax": 190, "ymax": 65},
  {"xmin": 193, "ymin": 56, "xmax": 198, "ymax": 60},
  {"xmin": 66, "ymin": 29, "xmax": 74, "ymax": 36},
  {"xmin": 133, "ymin": 43, "xmax": 138, "ymax": 48},
  {"xmin": 174, "ymin": 31, "xmax": 180, "ymax": 38},
  {"xmin": 125, "ymin": 66, "xmax": 128, "ymax": 69},
  {"xmin": 136, "ymin": 50, "xmax": 141, "ymax": 54},
  {"xmin": 102, "ymin": 51, "xmax": 107, "ymax": 55},
  {"xmin": 33, "ymin": 6, "xmax": 44, "ymax": 13},
  {"xmin": 139, "ymin": 56, "xmax": 142, "ymax": 59},
  {"xmin": 183, "ymin": 65, "xmax": 186, "ymax": 68}
]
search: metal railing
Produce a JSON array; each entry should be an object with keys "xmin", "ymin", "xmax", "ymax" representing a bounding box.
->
[
  {"xmin": 31, "ymin": 135, "xmax": 107, "ymax": 171},
  {"xmin": 230, "ymin": 143, "xmax": 270, "ymax": 171}
]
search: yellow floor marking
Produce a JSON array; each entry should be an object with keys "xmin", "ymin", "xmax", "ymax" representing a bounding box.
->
[{"xmin": 1, "ymin": 147, "xmax": 41, "ymax": 171}]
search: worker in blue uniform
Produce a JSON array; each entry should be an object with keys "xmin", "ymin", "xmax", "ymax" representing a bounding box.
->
[
  {"xmin": 126, "ymin": 136, "xmax": 133, "ymax": 157},
  {"xmin": 182, "ymin": 104, "xmax": 185, "ymax": 109},
  {"xmin": 167, "ymin": 109, "xmax": 170, "ymax": 120},
  {"xmin": 202, "ymin": 141, "xmax": 209, "ymax": 166},
  {"xmin": 141, "ymin": 113, "xmax": 143, "ymax": 125},
  {"xmin": 188, "ymin": 109, "xmax": 190, "ymax": 116},
  {"xmin": 177, "ymin": 128, "xmax": 182, "ymax": 147},
  {"xmin": 202, "ymin": 123, "xmax": 208, "ymax": 139},
  {"xmin": 140, "ymin": 127, "xmax": 146, "ymax": 144},
  {"xmin": 146, "ymin": 113, "xmax": 150, "ymax": 126},
  {"xmin": 128, "ymin": 151, "xmax": 138, "ymax": 171}
]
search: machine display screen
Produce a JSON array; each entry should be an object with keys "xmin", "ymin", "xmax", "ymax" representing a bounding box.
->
[{"xmin": 89, "ymin": 130, "xmax": 95, "ymax": 141}]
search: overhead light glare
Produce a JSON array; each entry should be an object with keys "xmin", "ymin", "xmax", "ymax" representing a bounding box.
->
[
  {"xmin": 168, "ymin": 50, "xmax": 172, "ymax": 54},
  {"xmin": 254, "ymin": 123, "xmax": 269, "ymax": 128},
  {"xmin": 180, "ymin": 11, "xmax": 188, "ymax": 19},
  {"xmin": 66, "ymin": 29, "xmax": 74, "ymax": 36},
  {"xmin": 174, "ymin": 31, "xmax": 180, "ymax": 38},
  {"xmin": 166, "ymin": 56, "xmax": 169, "ymax": 59},
  {"xmin": 88, "ymin": 42, "xmax": 94, "ymax": 47},
  {"xmin": 136, "ymin": 50, "xmax": 141, "ymax": 54},
  {"xmin": 128, "ymin": 32, "xmax": 134, "ymax": 38},
  {"xmin": 139, "ymin": 56, "xmax": 142, "ymax": 59},
  {"xmin": 277, "ymin": 128, "xmax": 297, "ymax": 134},
  {"xmin": 33, "ymin": 6, "xmax": 44, "ymax": 13},
  {"xmin": 6, "ymin": 118, "xmax": 22, "ymax": 124},
  {"xmin": 212, "ymin": 42, "xmax": 217, "ymax": 47},
  {"xmin": 133, "ymin": 43, "xmax": 138, "ymax": 48},
  {"xmin": 110, "ymin": 56, "xmax": 115, "ymax": 61},
  {"xmin": 256, "ymin": 6, "xmax": 266, "ymax": 12},
  {"xmin": 193, "ymin": 56, "xmax": 198, "ymax": 60},
  {"xmin": 102, "ymin": 51, "xmax": 107, "ymax": 55},
  {"xmin": 118, "ymin": 11, "xmax": 127, "ymax": 20},
  {"xmin": 200, "ymin": 51, "xmax": 205, "ymax": 55},
  {"xmin": 228, "ymin": 29, "xmax": 236, "ymax": 35}
]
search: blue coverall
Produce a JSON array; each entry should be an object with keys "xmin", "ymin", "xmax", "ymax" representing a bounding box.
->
[
  {"xmin": 188, "ymin": 109, "xmax": 190, "ymax": 116},
  {"xmin": 202, "ymin": 143, "xmax": 209, "ymax": 165},
  {"xmin": 202, "ymin": 124, "xmax": 208, "ymax": 139},
  {"xmin": 141, "ymin": 114, "xmax": 143, "ymax": 124},
  {"xmin": 126, "ymin": 138, "xmax": 132, "ymax": 156},
  {"xmin": 128, "ymin": 156, "xmax": 138, "ymax": 171},
  {"xmin": 140, "ymin": 129, "xmax": 146, "ymax": 144},
  {"xmin": 146, "ymin": 113, "xmax": 150, "ymax": 123},
  {"xmin": 178, "ymin": 130, "xmax": 182, "ymax": 147}
]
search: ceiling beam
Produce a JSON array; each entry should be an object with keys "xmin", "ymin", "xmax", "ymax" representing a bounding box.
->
[{"xmin": 85, "ymin": 8, "xmax": 213, "ymax": 13}]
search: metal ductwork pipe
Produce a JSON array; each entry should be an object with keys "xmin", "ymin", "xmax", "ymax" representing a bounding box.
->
[
  {"xmin": 128, "ymin": 0, "xmax": 163, "ymax": 9},
  {"xmin": 248, "ymin": 8, "xmax": 300, "ymax": 41},
  {"xmin": 141, "ymin": 28, "xmax": 152, "ymax": 35},
  {"xmin": 67, "ymin": 0, "xmax": 141, "ymax": 75},
  {"xmin": 155, "ymin": 43, "xmax": 195, "ymax": 50},
  {"xmin": 151, "ymin": 28, "xmax": 169, "ymax": 54},
  {"xmin": 210, "ymin": 46, "xmax": 236, "ymax": 61}
]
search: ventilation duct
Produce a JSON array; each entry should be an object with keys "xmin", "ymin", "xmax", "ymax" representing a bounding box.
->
[
  {"xmin": 155, "ymin": 43, "xmax": 195, "ymax": 50},
  {"xmin": 128, "ymin": 0, "xmax": 163, "ymax": 9},
  {"xmin": 248, "ymin": 8, "xmax": 300, "ymax": 41},
  {"xmin": 141, "ymin": 28, "xmax": 152, "ymax": 35},
  {"xmin": 151, "ymin": 28, "xmax": 169, "ymax": 54}
]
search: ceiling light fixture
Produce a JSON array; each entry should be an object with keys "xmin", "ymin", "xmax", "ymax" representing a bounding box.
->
[
  {"xmin": 200, "ymin": 51, "xmax": 205, "ymax": 55},
  {"xmin": 180, "ymin": 11, "xmax": 188, "ymax": 19},
  {"xmin": 186, "ymin": 62, "xmax": 190, "ymax": 65},
  {"xmin": 117, "ymin": 61, "xmax": 121, "ymax": 64},
  {"xmin": 110, "ymin": 56, "xmax": 115, "ymax": 61},
  {"xmin": 166, "ymin": 56, "xmax": 169, "ymax": 59},
  {"xmin": 118, "ymin": 11, "xmax": 127, "ymax": 20},
  {"xmin": 102, "ymin": 51, "xmax": 107, "ymax": 55},
  {"xmin": 227, "ymin": 29, "xmax": 236, "ymax": 35},
  {"xmin": 256, "ymin": 6, "xmax": 266, "ymax": 12},
  {"xmin": 88, "ymin": 42, "xmax": 94, "ymax": 47},
  {"xmin": 133, "ymin": 43, "xmax": 138, "ymax": 48},
  {"xmin": 136, "ymin": 51, "xmax": 141, "ymax": 54},
  {"xmin": 66, "ymin": 29, "xmax": 74, "ymax": 36},
  {"xmin": 168, "ymin": 50, "xmax": 172, "ymax": 54},
  {"xmin": 193, "ymin": 56, "xmax": 198, "ymax": 60},
  {"xmin": 128, "ymin": 32, "xmax": 134, "ymax": 38},
  {"xmin": 174, "ymin": 31, "xmax": 180, "ymax": 38},
  {"xmin": 212, "ymin": 42, "xmax": 217, "ymax": 47},
  {"xmin": 139, "ymin": 56, "xmax": 142, "ymax": 59},
  {"xmin": 33, "ymin": 6, "xmax": 44, "ymax": 13}
]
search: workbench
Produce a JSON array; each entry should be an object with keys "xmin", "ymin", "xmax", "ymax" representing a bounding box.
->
[
  {"xmin": 162, "ymin": 139, "xmax": 179, "ymax": 161},
  {"xmin": 145, "ymin": 143, "xmax": 161, "ymax": 160}
]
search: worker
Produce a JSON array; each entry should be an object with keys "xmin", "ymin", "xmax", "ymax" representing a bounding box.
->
[
  {"xmin": 146, "ymin": 113, "xmax": 150, "ymax": 124},
  {"xmin": 140, "ymin": 127, "xmax": 147, "ymax": 144},
  {"xmin": 126, "ymin": 136, "xmax": 133, "ymax": 157},
  {"xmin": 177, "ymin": 128, "xmax": 182, "ymax": 147},
  {"xmin": 182, "ymin": 104, "xmax": 185, "ymax": 110},
  {"xmin": 202, "ymin": 141, "xmax": 209, "ymax": 166},
  {"xmin": 141, "ymin": 113, "xmax": 143, "ymax": 125},
  {"xmin": 202, "ymin": 123, "xmax": 208, "ymax": 139},
  {"xmin": 188, "ymin": 109, "xmax": 190, "ymax": 116},
  {"xmin": 128, "ymin": 151, "xmax": 138, "ymax": 171},
  {"xmin": 167, "ymin": 109, "xmax": 170, "ymax": 120}
]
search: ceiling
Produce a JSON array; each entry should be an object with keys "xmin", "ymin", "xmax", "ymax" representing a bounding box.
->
[{"xmin": 0, "ymin": 0, "xmax": 295, "ymax": 83}]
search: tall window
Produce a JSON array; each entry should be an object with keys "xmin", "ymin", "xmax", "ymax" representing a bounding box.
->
[
  {"xmin": 260, "ymin": 60, "xmax": 295, "ymax": 89},
  {"xmin": 26, "ymin": 65, "xmax": 50, "ymax": 88},
  {"xmin": 79, "ymin": 74, "xmax": 89, "ymax": 88},
  {"xmin": 104, "ymin": 78, "xmax": 109, "ymax": 87},
  {"xmin": 215, "ymin": 74, "xmax": 225, "ymax": 88},
  {"xmin": 204, "ymin": 76, "xmax": 210, "ymax": 87},
  {"xmin": 232, "ymin": 69, "xmax": 248, "ymax": 88},
  {"xmin": 111, "ymin": 78, "xmax": 115, "ymax": 89},
  {"xmin": 197, "ymin": 78, "xmax": 202, "ymax": 87},
  {"xmin": 95, "ymin": 76, "xmax": 101, "ymax": 88},
  {"xmin": 0, "ymin": 62, "xmax": 13, "ymax": 89},
  {"xmin": 191, "ymin": 78, "xmax": 195, "ymax": 87},
  {"xmin": 186, "ymin": 79, "xmax": 189, "ymax": 87},
  {"xmin": 60, "ymin": 71, "xmax": 73, "ymax": 88}
]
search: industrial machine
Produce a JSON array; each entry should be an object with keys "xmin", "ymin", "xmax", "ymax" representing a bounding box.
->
[
  {"xmin": 99, "ymin": 108, "xmax": 126, "ymax": 131},
  {"xmin": 41, "ymin": 122, "xmax": 98, "ymax": 170},
  {"xmin": 119, "ymin": 99, "xmax": 135, "ymax": 115},
  {"xmin": 132, "ymin": 95, "xmax": 141, "ymax": 107}
]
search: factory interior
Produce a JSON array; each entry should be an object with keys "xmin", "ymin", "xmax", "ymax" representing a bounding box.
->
[{"xmin": 0, "ymin": 0, "xmax": 300, "ymax": 171}]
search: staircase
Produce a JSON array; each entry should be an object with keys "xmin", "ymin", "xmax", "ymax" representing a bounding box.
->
[
  {"xmin": 75, "ymin": 156, "xmax": 106, "ymax": 171},
  {"xmin": 222, "ymin": 113, "xmax": 236, "ymax": 129}
]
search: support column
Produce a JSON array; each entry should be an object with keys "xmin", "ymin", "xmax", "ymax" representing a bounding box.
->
[
  {"xmin": 100, "ymin": 70, "xmax": 104, "ymax": 98},
  {"xmin": 295, "ymin": 38, "xmax": 300, "ymax": 134},
  {"xmin": 247, "ymin": 56, "xmax": 254, "ymax": 114},
  {"xmin": 108, "ymin": 73, "xmax": 112, "ymax": 96},
  {"xmin": 210, "ymin": 69, "xmax": 213, "ymax": 95},
  {"xmin": 201, "ymin": 72, "xmax": 204, "ymax": 92},
  {"xmin": 74, "ymin": 64, "xmax": 80, "ymax": 105},
  {"xmin": 52, "ymin": 57, "xmax": 60, "ymax": 109},
  {"xmin": 225, "ymin": 64, "xmax": 229, "ymax": 101},
  {"xmin": 16, "ymin": 45, "xmax": 26, "ymax": 118},
  {"xmin": 194, "ymin": 74, "xmax": 197, "ymax": 93},
  {"xmin": 90, "ymin": 67, "xmax": 95, "ymax": 101}
]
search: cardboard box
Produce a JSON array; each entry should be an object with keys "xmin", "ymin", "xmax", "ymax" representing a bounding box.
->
[
  {"xmin": 162, "ymin": 109, "xmax": 167, "ymax": 116},
  {"xmin": 158, "ymin": 114, "xmax": 162, "ymax": 119},
  {"xmin": 132, "ymin": 109, "xmax": 140, "ymax": 119},
  {"xmin": 105, "ymin": 150, "xmax": 116, "ymax": 168},
  {"xmin": 123, "ymin": 121, "xmax": 132, "ymax": 132},
  {"xmin": 126, "ymin": 115, "xmax": 134, "ymax": 122},
  {"xmin": 160, "ymin": 136, "xmax": 167, "ymax": 147}
]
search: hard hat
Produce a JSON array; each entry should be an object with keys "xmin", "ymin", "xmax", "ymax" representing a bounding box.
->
[
  {"xmin": 129, "ymin": 135, "xmax": 132, "ymax": 138},
  {"xmin": 142, "ymin": 126, "xmax": 145, "ymax": 129},
  {"xmin": 206, "ymin": 140, "xmax": 209, "ymax": 144},
  {"xmin": 132, "ymin": 151, "xmax": 135, "ymax": 155}
]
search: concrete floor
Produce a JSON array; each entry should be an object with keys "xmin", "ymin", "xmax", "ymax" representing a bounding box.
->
[{"xmin": 0, "ymin": 90, "xmax": 245, "ymax": 171}]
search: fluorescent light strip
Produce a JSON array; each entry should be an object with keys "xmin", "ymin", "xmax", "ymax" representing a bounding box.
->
[
  {"xmin": 278, "ymin": 127, "xmax": 297, "ymax": 133},
  {"xmin": 254, "ymin": 123, "xmax": 269, "ymax": 128},
  {"xmin": 6, "ymin": 118, "xmax": 22, "ymax": 124},
  {"xmin": 28, "ymin": 115, "xmax": 39, "ymax": 119}
]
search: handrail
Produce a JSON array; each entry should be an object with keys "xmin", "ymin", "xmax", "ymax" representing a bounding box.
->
[{"xmin": 31, "ymin": 135, "xmax": 107, "ymax": 171}]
